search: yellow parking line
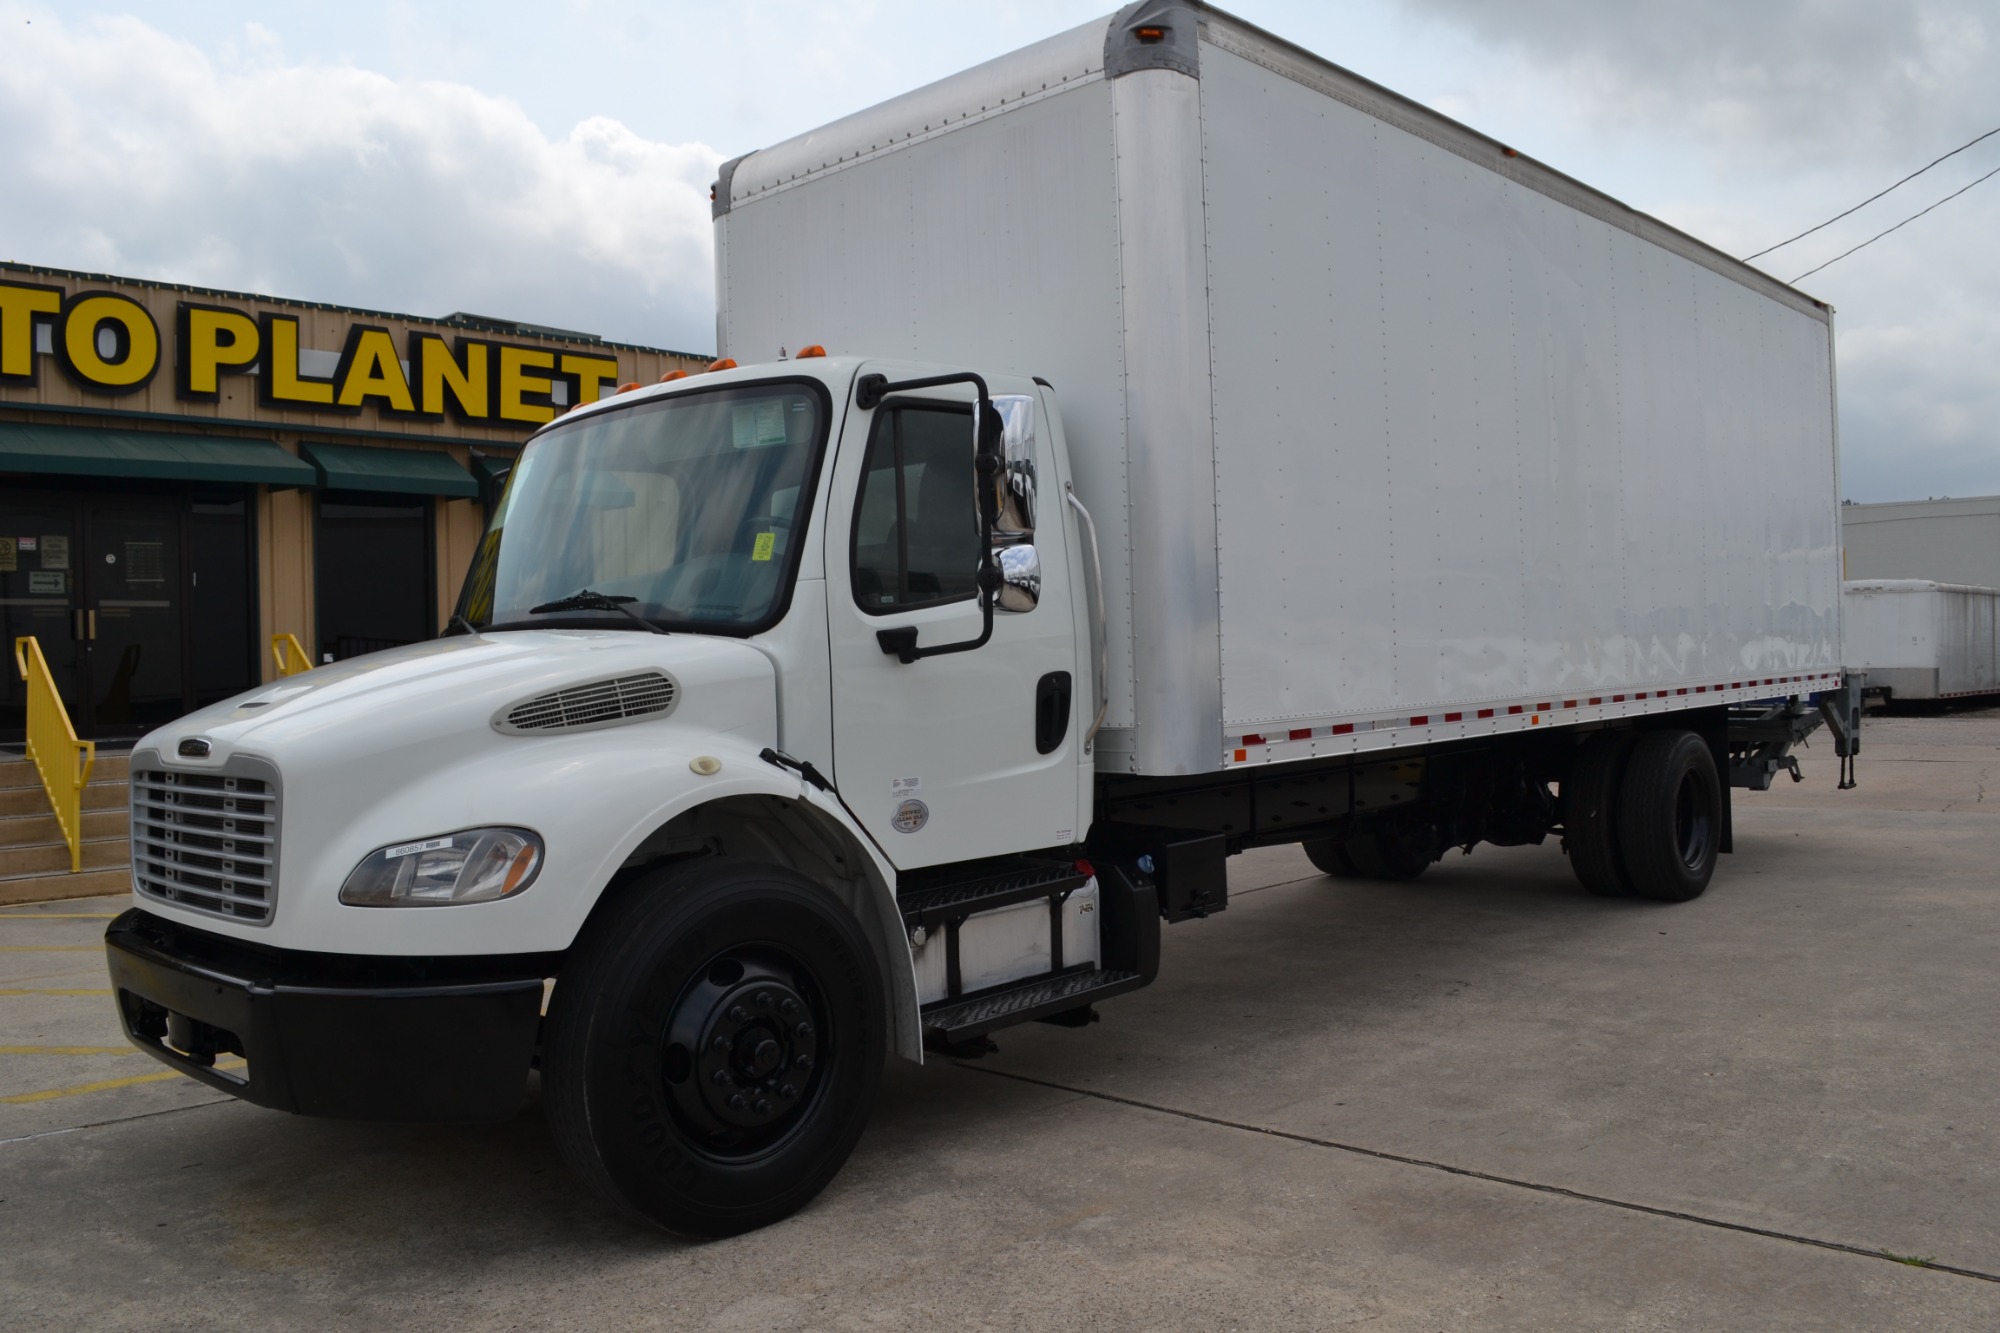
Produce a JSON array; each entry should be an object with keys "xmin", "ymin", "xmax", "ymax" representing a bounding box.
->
[
  {"xmin": 1, "ymin": 1059, "xmax": 244, "ymax": 1105},
  {"xmin": 0, "ymin": 1045, "xmax": 135, "ymax": 1055},
  {"xmin": 0, "ymin": 988, "xmax": 114, "ymax": 996}
]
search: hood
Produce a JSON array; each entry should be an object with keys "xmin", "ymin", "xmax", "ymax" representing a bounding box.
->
[{"xmin": 144, "ymin": 630, "xmax": 779, "ymax": 771}]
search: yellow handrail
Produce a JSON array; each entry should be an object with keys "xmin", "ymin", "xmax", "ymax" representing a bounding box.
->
[
  {"xmin": 12, "ymin": 637, "xmax": 95, "ymax": 874},
  {"xmin": 271, "ymin": 633, "xmax": 313, "ymax": 677}
]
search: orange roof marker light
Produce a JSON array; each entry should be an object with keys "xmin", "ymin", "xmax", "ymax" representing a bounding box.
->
[
  {"xmin": 795, "ymin": 344, "xmax": 827, "ymax": 359},
  {"xmin": 707, "ymin": 357, "xmax": 738, "ymax": 373},
  {"xmin": 615, "ymin": 381, "xmax": 643, "ymax": 394},
  {"xmin": 659, "ymin": 369, "xmax": 688, "ymax": 382}
]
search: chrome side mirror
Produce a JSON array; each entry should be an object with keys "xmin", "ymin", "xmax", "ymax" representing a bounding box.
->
[{"xmin": 989, "ymin": 394, "xmax": 1039, "ymax": 611}]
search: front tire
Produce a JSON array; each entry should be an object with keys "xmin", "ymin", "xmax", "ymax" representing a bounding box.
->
[{"xmin": 543, "ymin": 858, "xmax": 885, "ymax": 1238}]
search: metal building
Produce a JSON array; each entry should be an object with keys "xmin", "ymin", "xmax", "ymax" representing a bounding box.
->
[{"xmin": 1843, "ymin": 496, "xmax": 2000, "ymax": 588}]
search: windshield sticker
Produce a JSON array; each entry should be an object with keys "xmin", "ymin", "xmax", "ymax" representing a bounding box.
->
[
  {"xmin": 892, "ymin": 775, "xmax": 921, "ymax": 796},
  {"xmin": 751, "ymin": 532, "xmax": 776, "ymax": 562},
  {"xmin": 891, "ymin": 798, "xmax": 929, "ymax": 834},
  {"xmin": 732, "ymin": 398, "xmax": 788, "ymax": 449}
]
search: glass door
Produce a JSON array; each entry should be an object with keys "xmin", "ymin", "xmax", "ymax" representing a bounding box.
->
[
  {"xmin": 82, "ymin": 502, "xmax": 188, "ymax": 740},
  {"xmin": 0, "ymin": 502, "xmax": 85, "ymax": 742}
]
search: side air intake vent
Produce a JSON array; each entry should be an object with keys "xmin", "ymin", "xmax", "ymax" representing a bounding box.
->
[{"xmin": 496, "ymin": 671, "xmax": 679, "ymax": 735}]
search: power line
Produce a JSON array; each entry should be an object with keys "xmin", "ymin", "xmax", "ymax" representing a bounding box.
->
[
  {"xmin": 1788, "ymin": 160, "xmax": 2000, "ymax": 283},
  {"xmin": 1743, "ymin": 124, "xmax": 2000, "ymax": 261}
]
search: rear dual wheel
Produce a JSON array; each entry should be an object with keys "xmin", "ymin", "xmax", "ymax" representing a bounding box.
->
[
  {"xmin": 1564, "ymin": 730, "xmax": 1721, "ymax": 902},
  {"xmin": 543, "ymin": 858, "xmax": 884, "ymax": 1238}
]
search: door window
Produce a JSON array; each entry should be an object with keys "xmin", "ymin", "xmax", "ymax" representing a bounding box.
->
[{"xmin": 851, "ymin": 405, "xmax": 979, "ymax": 612}]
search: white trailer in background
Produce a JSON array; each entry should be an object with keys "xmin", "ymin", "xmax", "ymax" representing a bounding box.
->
[
  {"xmin": 1844, "ymin": 580, "xmax": 2000, "ymax": 702},
  {"xmin": 106, "ymin": 1, "xmax": 1862, "ymax": 1240}
]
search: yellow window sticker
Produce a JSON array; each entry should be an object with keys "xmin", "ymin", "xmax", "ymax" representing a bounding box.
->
[{"xmin": 751, "ymin": 532, "xmax": 776, "ymax": 562}]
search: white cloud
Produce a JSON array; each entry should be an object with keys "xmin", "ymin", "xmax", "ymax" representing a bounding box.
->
[{"xmin": 0, "ymin": 10, "xmax": 721, "ymax": 350}]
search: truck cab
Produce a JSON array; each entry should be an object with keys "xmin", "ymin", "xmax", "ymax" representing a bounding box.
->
[{"xmin": 106, "ymin": 354, "xmax": 1146, "ymax": 1238}]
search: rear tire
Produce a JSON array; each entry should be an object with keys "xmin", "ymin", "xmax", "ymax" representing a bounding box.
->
[
  {"xmin": 1616, "ymin": 731, "xmax": 1722, "ymax": 902},
  {"xmin": 1303, "ymin": 838, "xmax": 1361, "ymax": 878},
  {"xmin": 1565, "ymin": 732, "xmax": 1635, "ymax": 897},
  {"xmin": 543, "ymin": 858, "xmax": 885, "ymax": 1238}
]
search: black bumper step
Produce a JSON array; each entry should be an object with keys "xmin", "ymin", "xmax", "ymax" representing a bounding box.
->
[
  {"xmin": 898, "ymin": 863, "xmax": 1088, "ymax": 931},
  {"xmin": 921, "ymin": 967, "xmax": 1143, "ymax": 1042}
]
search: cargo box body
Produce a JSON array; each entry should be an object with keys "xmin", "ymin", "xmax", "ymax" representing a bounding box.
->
[
  {"xmin": 1843, "ymin": 580, "xmax": 2000, "ymax": 701},
  {"xmin": 714, "ymin": 3, "xmax": 1844, "ymax": 777}
]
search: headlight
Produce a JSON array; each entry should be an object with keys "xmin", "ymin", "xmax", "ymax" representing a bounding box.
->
[{"xmin": 338, "ymin": 827, "xmax": 543, "ymax": 908}]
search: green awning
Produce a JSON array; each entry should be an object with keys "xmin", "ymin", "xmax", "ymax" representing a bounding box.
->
[
  {"xmin": 0, "ymin": 421, "xmax": 318, "ymax": 487},
  {"xmin": 299, "ymin": 441, "xmax": 478, "ymax": 498}
]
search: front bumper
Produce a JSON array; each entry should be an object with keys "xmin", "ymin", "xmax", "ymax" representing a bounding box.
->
[{"xmin": 105, "ymin": 909, "xmax": 552, "ymax": 1122}]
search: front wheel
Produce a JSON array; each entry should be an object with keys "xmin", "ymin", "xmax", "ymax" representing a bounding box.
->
[{"xmin": 543, "ymin": 858, "xmax": 885, "ymax": 1237}]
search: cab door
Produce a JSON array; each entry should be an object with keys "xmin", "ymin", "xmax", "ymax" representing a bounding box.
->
[{"xmin": 824, "ymin": 371, "xmax": 1082, "ymax": 868}]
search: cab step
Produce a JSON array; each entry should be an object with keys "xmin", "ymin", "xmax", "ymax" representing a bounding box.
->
[
  {"xmin": 898, "ymin": 862, "xmax": 1089, "ymax": 930},
  {"xmin": 921, "ymin": 966, "xmax": 1144, "ymax": 1045}
]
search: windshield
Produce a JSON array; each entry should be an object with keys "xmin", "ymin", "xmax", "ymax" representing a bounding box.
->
[{"xmin": 458, "ymin": 380, "xmax": 829, "ymax": 634}]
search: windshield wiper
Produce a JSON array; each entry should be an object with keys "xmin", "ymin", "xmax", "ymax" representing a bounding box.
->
[{"xmin": 527, "ymin": 589, "xmax": 670, "ymax": 635}]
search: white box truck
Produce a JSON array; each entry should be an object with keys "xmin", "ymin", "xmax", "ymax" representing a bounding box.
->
[
  {"xmin": 1843, "ymin": 579, "xmax": 2000, "ymax": 702},
  {"xmin": 106, "ymin": 2, "xmax": 1861, "ymax": 1237}
]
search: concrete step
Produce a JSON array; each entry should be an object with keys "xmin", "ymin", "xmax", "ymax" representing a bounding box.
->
[
  {"xmin": 0, "ymin": 775, "xmax": 129, "ymax": 817},
  {"xmin": 0, "ymin": 752, "xmax": 128, "ymax": 784},
  {"xmin": 0, "ymin": 865, "xmax": 130, "ymax": 907},
  {"xmin": 0, "ymin": 806, "xmax": 127, "ymax": 848},
  {"xmin": 0, "ymin": 835, "xmax": 129, "ymax": 879}
]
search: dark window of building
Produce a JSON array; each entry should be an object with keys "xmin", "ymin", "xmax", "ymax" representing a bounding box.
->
[
  {"xmin": 317, "ymin": 495, "xmax": 432, "ymax": 661},
  {"xmin": 851, "ymin": 404, "xmax": 979, "ymax": 612}
]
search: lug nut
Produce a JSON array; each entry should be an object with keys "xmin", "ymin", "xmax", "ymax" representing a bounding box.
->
[
  {"xmin": 780, "ymin": 1083, "xmax": 798, "ymax": 1098},
  {"xmin": 729, "ymin": 1005, "xmax": 749, "ymax": 1023},
  {"xmin": 795, "ymin": 1022, "xmax": 814, "ymax": 1039},
  {"xmin": 727, "ymin": 1093, "xmax": 747, "ymax": 1110},
  {"xmin": 711, "ymin": 1069, "xmax": 732, "ymax": 1086},
  {"xmin": 794, "ymin": 1054, "xmax": 814, "ymax": 1071},
  {"xmin": 780, "ymin": 997, "xmax": 799, "ymax": 1016},
  {"xmin": 711, "ymin": 1035, "xmax": 730, "ymax": 1052},
  {"xmin": 754, "ymin": 1098, "xmax": 772, "ymax": 1115},
  {"xmin": 754, "ymin": 990, "xmax": 772, "ymax": 1008}
]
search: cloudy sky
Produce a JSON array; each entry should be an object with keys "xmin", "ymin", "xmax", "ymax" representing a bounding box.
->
[{"xmin": 1, "ymin": 0, "xmax": 1993, "ymax": 502}]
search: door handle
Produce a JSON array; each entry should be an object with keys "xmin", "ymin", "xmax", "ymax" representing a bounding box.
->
[{"xmin": 87, "ymin": 609, "xmax": 97, "ymax": 641}]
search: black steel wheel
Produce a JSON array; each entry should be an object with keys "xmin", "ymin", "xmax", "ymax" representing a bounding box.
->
[
  {"xmin": 543, "ymin": 858, "xmax": 884, "ymax": 1237},
  {"xmin": 1616, "ymin": 731, "xmax": 1722, "ymax": 902},
  {"xmin": 1564, "ymin": 731, "xmax": 1635, "ymax": 898}
]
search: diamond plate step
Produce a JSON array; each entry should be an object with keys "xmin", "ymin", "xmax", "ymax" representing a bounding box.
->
[{"xmin": 921, "ymin": 967, "xmax": 1142, "ymax": 1042}]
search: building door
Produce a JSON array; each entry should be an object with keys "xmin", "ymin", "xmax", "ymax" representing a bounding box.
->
[
  {"xmin": 2, "ymin": 490, "xmax": 251, "ymax": 744},
  {"xmin": 82, "ymin": 501, "xmax": 187, "ymax": 738},
  {"xmin": 0, "ymin": 500, "xmax": 85, "ymax": 740},
  {"xmin": 316, "ymin": 495, "xmax": 432, "ymax": 661}
]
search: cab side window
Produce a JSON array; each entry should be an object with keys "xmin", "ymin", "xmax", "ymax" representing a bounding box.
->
[{"xmin": 852, "ymin": 404, "xmax": 980, "ymax": 611}]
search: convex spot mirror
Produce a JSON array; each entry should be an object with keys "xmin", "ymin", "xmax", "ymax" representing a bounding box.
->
[{"xmin": 988, "ymin": 393, "xmax": 1039, "ymax": 612}]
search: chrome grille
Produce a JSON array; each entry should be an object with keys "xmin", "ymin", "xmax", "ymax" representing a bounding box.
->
[
  {"xmin": 498, "ymin": 672, "xmax": 678, "ymax": 734},
  {"xmin": 131, "ymin": 763, "xmax": 280, "ymax": 924}
]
